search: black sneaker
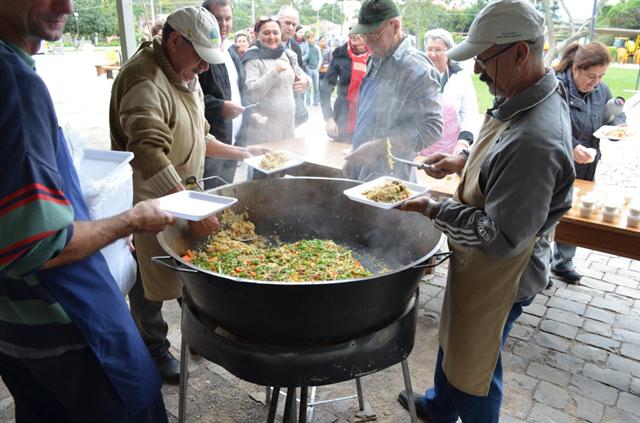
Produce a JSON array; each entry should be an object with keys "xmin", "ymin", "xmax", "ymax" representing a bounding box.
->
[
  {"xmin": 155, "ymin": 352, "xmax": 180, "ymax": 385},
  {"xmin": 551, "ymin": 268, "xmax": 582, "ymax": 284},
  {"xmin": 397, "ymin": 390, "xmax": 432, "ymax": 422}
]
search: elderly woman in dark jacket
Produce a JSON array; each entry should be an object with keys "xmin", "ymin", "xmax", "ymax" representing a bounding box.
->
[
  {"xmin": 319, "ymin": 33, "xmax": 371, "ymax": 143},
  {"xmin": 551, "ymin": 42, "xmax": 626, "ymax": 284}
]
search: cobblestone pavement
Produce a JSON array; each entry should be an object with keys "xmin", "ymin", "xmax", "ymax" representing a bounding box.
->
[{"xmin": 1, "ymin": 50, "xmax": 640, "ymax": 422}]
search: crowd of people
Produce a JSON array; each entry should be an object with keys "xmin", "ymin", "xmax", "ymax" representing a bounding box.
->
[{"xmin": 0, "ymin": 0, "xmax": 630, "ymax": 422}]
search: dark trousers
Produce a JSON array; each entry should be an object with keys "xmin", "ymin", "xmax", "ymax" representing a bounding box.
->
[
  {"xmin": 0, "ymin": 347, "xmax": 167, "ymax": 423},
  {"xmin": 419, "ymin": 298, "xmax": 532, "ymax": 423},
  {"xmin": 128, "ymin": 270, "xmax": 172, "ymax": 362}
]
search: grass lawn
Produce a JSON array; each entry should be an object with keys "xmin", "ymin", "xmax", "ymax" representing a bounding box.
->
[{"xmin": 471, "ymin": 66, "xmax": 639, "ymax": 112}]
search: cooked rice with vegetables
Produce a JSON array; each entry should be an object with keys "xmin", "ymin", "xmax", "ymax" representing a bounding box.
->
[
  {"xmin": 181, "ymin": 210, "xmax": 371, "ymax": 282},
  {"xmin": 260, "ymin": 151, "xmax": 290, "ymax": 170},
  {"xmin": 605, "ymin": 128, "xmax": 628, "ymax": 139},
  {"xmin": 363, "ymin": 180, "xmax": 411, "ymax": 203}
]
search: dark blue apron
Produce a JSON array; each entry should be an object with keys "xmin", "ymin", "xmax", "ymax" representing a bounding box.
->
[{"xmin": 38, "ymin": 128, "xmax": 161, "ymax": 416}]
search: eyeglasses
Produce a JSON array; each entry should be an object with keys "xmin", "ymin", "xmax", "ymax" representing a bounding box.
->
[
  {"xmin": 426, "ymin": 47, "xmax": 446, "ymax": 54},
  {"xmin": 365, "ymin": 20, "xmax": 391, "ymax": 42},
  {"xmin": 473, "ymin": 43, "xmax": 516, "ymax": 71}
]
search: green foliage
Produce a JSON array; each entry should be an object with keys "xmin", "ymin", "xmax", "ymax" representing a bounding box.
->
[
  {"xmin": 319, "ymin": 3, "xmax": 345, "ymax": 24},
  {"xmin": 603, "ymin": 0, "xmax": 640, "ymax": 29},
  {"xmin": 472, "ymin": 66, "xmax": 638, "ymax": 113},
  {"xmin": 534, "ymin": 0, "xmax": 561, "ymax": 21},
  {"xmin": 400, "ymin": 0, "xmax": 488, "ymax": 49},
  {"xmin": 72, "ymin": 0, "xmax": 120, "ymax": 39}
]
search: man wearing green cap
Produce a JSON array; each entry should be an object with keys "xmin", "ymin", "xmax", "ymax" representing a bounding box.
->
[{"xmin": 344, "ymin": 0, "xmax": 442, "ymax": 182}]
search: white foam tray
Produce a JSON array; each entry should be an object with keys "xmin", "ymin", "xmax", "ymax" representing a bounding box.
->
[
  {"xmin": 593, "ymin": 125, "xmax": 630, "ymax": 141},
  {"xmin": 343, "ymin": 176, "xmax": 429, "ymax": 210},
  {"xmin": 80, "ymin": 149, "xmax": 134, "ymax": 181},
  {"xmin": 244, "ymin": 151, "xmax": 305, "ymax": 174},
  {"xmin": 157, "ymin": 191, "xmax": 237, "ymax": 221}
]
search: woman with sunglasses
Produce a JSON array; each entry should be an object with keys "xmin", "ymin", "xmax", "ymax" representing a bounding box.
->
[
  {"xmin": 320, "ymin": 30, "xmax": 371, "ymax": 143},
  {"xmin": 550, "ymin": 42, "xmax": 627, "ymax": 284},
  {"xmin": 242, "ymin": 16, "xmax": 307, "ymax": 144}
]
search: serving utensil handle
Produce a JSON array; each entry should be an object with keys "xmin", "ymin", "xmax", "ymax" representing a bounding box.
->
[{"xmin": 151, "ymin": 256, "xmax": 198, "ymax": 273}]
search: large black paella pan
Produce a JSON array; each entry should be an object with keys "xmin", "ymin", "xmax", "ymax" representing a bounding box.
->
[{"xmin": 156, "ymin": 177, "xmax": 445, "ymax": 345}]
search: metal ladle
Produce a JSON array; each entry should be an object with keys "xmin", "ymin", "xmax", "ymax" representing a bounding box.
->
[{"xmin": 390, "ymin": 154, "xmax": 434, "ymax": 172}]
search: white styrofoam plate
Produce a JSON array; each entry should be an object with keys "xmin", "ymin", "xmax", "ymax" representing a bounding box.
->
[
  {"xmin": 244, "ymin": 151, "xmax": 305, "ymax": 174},
  {"xmin": 157, "ymin": 191, "xmax": 237, "ymax": 221},
  {"xmin": 343, "ymin": 176, "xmax": 429, "ymax": 210},
  {"xmin": 593, "ymin": 125, "xmax": 630, "ymax": 141},
  {"xmin": 80, "ymin": 149, "xmax": 134, "ymax": 181}
]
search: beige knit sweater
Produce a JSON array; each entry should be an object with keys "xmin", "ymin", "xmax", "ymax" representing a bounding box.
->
[{"xmin": 110, "ymin": 39, "xmax": 210, "ymax": 203}]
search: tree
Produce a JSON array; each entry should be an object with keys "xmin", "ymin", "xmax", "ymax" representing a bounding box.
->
[
  {"xmin": 319, "ymin": 2, "xmax": 345, "ymax": 24},
  {"xmin": 542, "ymin": 0, "xmax": 608, "ymax": 65},
  {"xmin": 73, "ymin": 0, "xmax": 119, "ymax": 39},
  {"xmin": 602, "ymin": 0, "xmax": 640, "ymax": 29},
  {"xmin": 400, "ymin": 0, "xmax": 481, "ymax": 49}
]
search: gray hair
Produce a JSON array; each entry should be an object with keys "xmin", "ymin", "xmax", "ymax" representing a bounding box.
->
[
  {"xmin": 527, "ymin": 36, "xmax": 545, "ymax": 60},
  {"xmin": 424, "ymin": 28, "xmax": 454, "ymax": 50},
  {"xmin": 202, "ymin": 0, "xmax": 230, "ymax": 10},
  {"xmin": 277, "ymin": 5, "xmax": 299, "ymax": 20}
]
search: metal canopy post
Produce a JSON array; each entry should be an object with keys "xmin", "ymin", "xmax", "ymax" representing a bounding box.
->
[{"xmin": 115, "ymin": 0, "xmax": 137, "ymax": 64}]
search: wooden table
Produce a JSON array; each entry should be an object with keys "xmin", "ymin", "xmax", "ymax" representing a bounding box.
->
[
  {"xmin": 256, "ymin": 139, "xmax": 640, "ymax": 261},
  {"xmin": 555, "ymin": 180, "xmax": 640, "ymax": 261}
]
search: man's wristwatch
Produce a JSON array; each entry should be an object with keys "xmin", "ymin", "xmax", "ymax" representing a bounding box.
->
[{"xmin": 422, "ymin": 198, "xmax": 441, "ymax": 220}]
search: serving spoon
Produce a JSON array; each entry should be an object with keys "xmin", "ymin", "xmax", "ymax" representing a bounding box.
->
[{"xmin": 390, "ymin": 154, "xmax": 434, "ymax": 172}]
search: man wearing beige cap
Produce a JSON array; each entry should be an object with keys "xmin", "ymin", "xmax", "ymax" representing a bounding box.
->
[
  {"xmin": 397, "ymin": 1, "xmax": 575, "ymax": 421},
  {"xmin": 110, "ymin": 6, "xmax": 266, "ymax": 383}
]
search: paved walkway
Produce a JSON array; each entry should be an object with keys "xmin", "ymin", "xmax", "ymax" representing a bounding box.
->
[{"xmin": 1, "ymin": 49, "xmax": 640, "ymax": 422}]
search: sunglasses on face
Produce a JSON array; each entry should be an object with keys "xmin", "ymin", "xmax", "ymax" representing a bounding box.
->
[{"xmin": 254, "ymin": 16, "xmax": 278, "ymax": 34}]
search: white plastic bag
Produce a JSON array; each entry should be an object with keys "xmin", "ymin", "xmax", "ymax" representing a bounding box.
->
[{"xmin": 63, "ymin": 125, "xmax": 137, "ymax": 295}]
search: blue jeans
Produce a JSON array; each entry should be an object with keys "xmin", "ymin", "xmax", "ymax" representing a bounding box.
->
[
  {"xmin": 418, "ymin": 298, "xmax": 532, "ymax": 423},
  {"xmin": 305, "ymin": 67, "xmax": 320, "ymax": 105},
  {"xmin": 551, "ymin": 242, "xmax": 576, "ymax": 272}
]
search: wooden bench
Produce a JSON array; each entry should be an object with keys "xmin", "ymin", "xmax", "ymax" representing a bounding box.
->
[{"xmin": 95, "ymin": 63, "xmax": 121, "ymax": 79}]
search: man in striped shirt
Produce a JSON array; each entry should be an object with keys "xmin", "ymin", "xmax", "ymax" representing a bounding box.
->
[{"xmin": 0, "ymin": 1, "xmax": 174, "ymax": 421}]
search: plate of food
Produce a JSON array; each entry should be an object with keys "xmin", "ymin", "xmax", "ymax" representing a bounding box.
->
[
  {"xmin": 244, "ymin": 151, "xmax": 305, "ymax": 174},
  {"xmin": 343, "ymin": 176, "xmax": 428, "ymax": 210},
  {"xmin": 593, "ymin": 125, "xmax": 630, "ymax": 141},
  {"xmin": 157, "ymin": 191, "xmax": 237, "ymax": 221}
]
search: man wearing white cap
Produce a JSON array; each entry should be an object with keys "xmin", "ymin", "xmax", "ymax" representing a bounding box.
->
[
  {"xmin": 110, "ymin": 6, "xmax": 266, "ymax": 383},
  {"xmin": 398, "ymin": 1, "xmax": 575, "ymax": 420}
]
